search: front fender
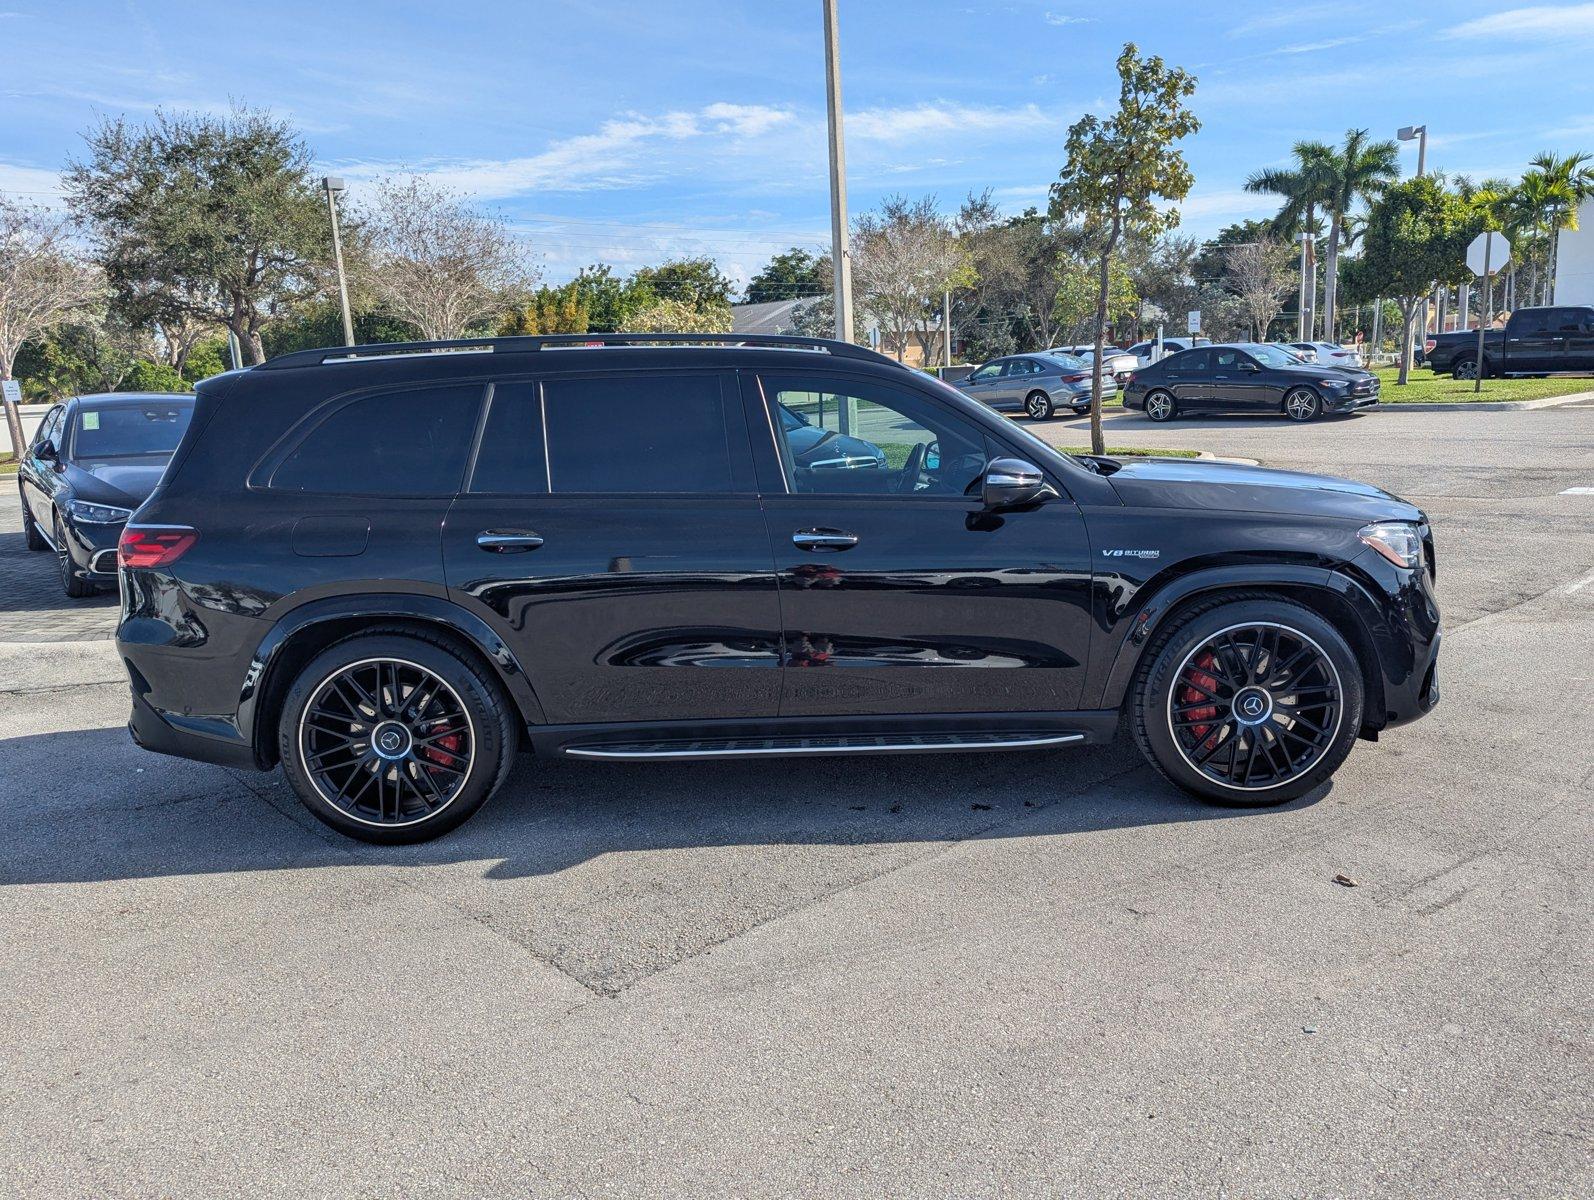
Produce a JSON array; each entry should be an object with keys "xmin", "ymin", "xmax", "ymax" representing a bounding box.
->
[{"xmin": 1092, "ymin": 562, "xmax": 1340, "ymax": 710}]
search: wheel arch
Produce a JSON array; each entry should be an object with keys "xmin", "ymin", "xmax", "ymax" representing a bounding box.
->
[
  {"xmin": 1096, "ymin": 568, "xmax": 1385, "ymax": 732},
  {"xmin": 241, "ymin": 594, "xmax": 542, "ymax": 769}
]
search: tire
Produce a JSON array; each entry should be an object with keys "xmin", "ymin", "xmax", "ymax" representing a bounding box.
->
[
  {"xmin": 1144, "ymin": 390, "xmax": 1177, "ymax": 422},
  {"xmin": 278, "ymin": 633, "xmax": 518, "ymax": 844},
  {"xmin": 20, "ymin": 490, "xmax": 47, "ymax": 551},
  {"xmin": 1130, "ymin": 596, "xmax": 1364, "ymax": 808},
  {"xmin": 1283, "ymin": 387, "xmax": 1322, "ymax": 422},
  {"xmin": 1452, "ymin": 357, "xmax": 1480, "ymax": 381},
  {"xmin": 55, "ymin": 514, "xmax": 96, "ymax": 598},
  {"xmin": 1024, "ymin": 391, "xmax": 1054, "ymax": 420}
]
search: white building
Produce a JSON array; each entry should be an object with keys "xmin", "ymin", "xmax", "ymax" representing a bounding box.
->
[{"xmin": 1554, "ymin": 199, "xmax": 1594, "ymax": 306}]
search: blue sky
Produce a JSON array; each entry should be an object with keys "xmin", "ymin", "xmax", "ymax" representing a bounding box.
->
[{"xmin": 2, "ymin": 1, "xmax": 1592, "ymax": 289}]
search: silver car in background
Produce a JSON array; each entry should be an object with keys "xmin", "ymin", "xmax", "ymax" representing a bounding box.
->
[
  {"xmin": 954, "ymin": 352, "xmax": 1118, "ymax": 419},
  {"xmin": 1050, "ymin": 343, "xmax": 1139, "ymax": 386}
]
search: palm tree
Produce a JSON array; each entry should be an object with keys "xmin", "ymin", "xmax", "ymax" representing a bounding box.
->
[
  {"xmin": 1525, "ymin": 151, "xmax": 1594, "ymax": 302},
  {"xmin": 1246, "ymin": 143, "xmax": 1335, "ymax": 338},
  {"xmin": 1318, "ymin": 130, "xmax": 1400, "ymax": 340}
]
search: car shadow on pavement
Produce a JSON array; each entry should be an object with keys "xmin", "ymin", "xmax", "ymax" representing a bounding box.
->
[{"xmin": 0, "ymin": 725, "xmax": 1328, "ymax": 888}]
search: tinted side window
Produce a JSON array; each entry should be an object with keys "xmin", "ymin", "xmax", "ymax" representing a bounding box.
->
[
  {"xmin": 763, "ymin": 373, "xmax": 988, "ymax": 497},
  {"xmin": 469, "ymin": 382, "xmax": 547, "ymax": 494},
  {"xmin": 1551, "ymin": 308, "xmax": 1586, "ymax": 333},
  {"xmin": 33, "ymin": 406, "xmax": 63, "ymax": 451},
  {"xmin": 1213, "ymin": 348, "xmax": 1243, "ymax": 370},
  {"xmin": 1171, "ymin": 350, "xmax": 1210, "ymax": 372},
  {"xmin": 1512, "ymin": 311, "xmax": 1550, "ymax": 336},
  {"xmin": 271, "ymin": 385, "xmax": 482, "ymax": 495},
  {"xmin": 543, "ymin": 374, "xmax": 737, "ymax": 494}
]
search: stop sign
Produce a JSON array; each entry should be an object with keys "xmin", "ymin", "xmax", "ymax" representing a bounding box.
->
[{"xmin": 1467, "ymin": 231, "xmax": 1511, "ymax": 277}]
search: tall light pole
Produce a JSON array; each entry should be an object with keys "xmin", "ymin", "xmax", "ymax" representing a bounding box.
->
[
  {"xmin": 323, "ymin": 176, "xmax": 356, "ymax": 347},
  {"xmin": 822, "ymin": 0, "xmax": 855, "ymax": 346},
  {"xmin": 1399, "ymin": 125, "xmax": 1430, "ymax": 363}
]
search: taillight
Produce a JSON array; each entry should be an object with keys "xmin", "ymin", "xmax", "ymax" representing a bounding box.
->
[
  {"xmin": 1063, "ymin": 373, "xmax": 1088, "ymax": 383},
  {"xmin": 118, "ymin": 525, "xmax": 197, "ymax": 569},
  {"xmin": 1424, "ymin": 339, "xmax": 1436, "ymax": 353}
]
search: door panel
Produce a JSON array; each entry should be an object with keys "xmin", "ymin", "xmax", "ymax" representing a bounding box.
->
[
  {"xmin": 1164, "ymin": 349, "xmax": 1210, "ymax": 408},
  {"xmin": 753, "ymin": 370, "xmax": 1094, "ymax": 718},
  {"xmin": 443, "ymin": 373, "xmax": 782, "ymax": 725},
  {"xmin": 1505, "ymin": 311, "xmax": 1554, "ymax": 372},
  {"xmin": 1209, "ymin": 348, "xmax": 1272, "ymax": 411}
]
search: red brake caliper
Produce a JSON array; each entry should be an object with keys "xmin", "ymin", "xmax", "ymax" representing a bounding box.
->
[
  {"xmin": 420, "ymin": 721, "xmax": 463, "ymax": 775},
  {"xmin": 1180, "ymin": 652, "xmax": 1220, "ymax": 745}
]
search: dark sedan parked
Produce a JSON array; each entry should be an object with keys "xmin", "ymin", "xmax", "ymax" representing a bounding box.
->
[
  {"xmin": 18, "ymin": 392, "xmax": 195, "ymax": 596},
  {"xmin": 1123, "ymin": 343, "xmax": 1380, "ymax": 423}
]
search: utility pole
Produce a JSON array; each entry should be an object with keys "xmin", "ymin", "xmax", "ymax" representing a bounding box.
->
[
  {"xmin": 323, "ymin": 176, "xmax": 356, "ymax": 347},
  {"xmin": 1297, "ymin": 230, "xmax": 1310, "ymax": 341},
  {"xmin": 822, "ymin": 0, "xmax": 854, "ymax": 347},
  {"xmin": 942, "ymin": 288, "xmax": 952, "ymax": 374},
  {"xmin": 1398, "ymin": 125, "xmax": 1430, "ymax": 349}
]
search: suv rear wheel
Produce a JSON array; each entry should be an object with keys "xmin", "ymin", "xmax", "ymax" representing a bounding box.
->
[
  {"xmin": 278, "ymin": 633, "xmax": 517, "ymax": 844},
  {"xmin": 1131, "ymin": 597, "xmax": 1364, "ymax": 807}
]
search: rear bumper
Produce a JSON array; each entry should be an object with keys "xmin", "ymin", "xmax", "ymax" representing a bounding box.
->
[{"xmin": 126, "ymin": 684, "xmax": 260, "ymax": 770}]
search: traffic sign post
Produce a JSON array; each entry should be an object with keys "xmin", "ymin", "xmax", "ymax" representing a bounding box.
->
[
  {"xmin": 1467, "ymin": 231, "xmax": 1511, "ymax": 394},
  {"xmin": 2, "ymin": 378, "xmax": 23, "ymax": 459},
  {"xmin": 1186, "ymin": 310, "xmax": 1201, "ymax": 336}
]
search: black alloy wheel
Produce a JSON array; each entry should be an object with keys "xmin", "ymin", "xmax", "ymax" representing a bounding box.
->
[
  {"xmin": 279, "ymin": 634, "xmax": 517, "ymax": 843},
  {"xmin": 299, "ymin": 657, "xmax": 474, "ymax": 825},
  {"xmin": 1131, "ymin": 597, "xmax": 1364, "ymax": 807},
  {"xmin": 55, "ymin": 514, "xmax": 95, "ymax": 597},
  {"xmin": 1452, "ymin": 358, "xmax": 1480, "ymax": 381},
  {"xmin": 1166, "ymin": 622, "xmax": 1341, "ymax": 791}
]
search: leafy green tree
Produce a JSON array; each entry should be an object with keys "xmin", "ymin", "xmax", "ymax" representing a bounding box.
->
[
  {"xmin": 261, "ymin": 301, "xmax": 415, "ymax": 359},
  {"xmin": 631, "ymin": 257, "xmax": 735, "ymax": 313},
  {"xmin": 181, "ymin": 336, "xmax": 229, "ymax": 384},
  {"xmin": 1341, "ymin": 177, "xmax": 1481, "ymax": 384},
  {"xmin": 742, "ymin": 249, "xmax": 827, "ymax": 304},
  {"xmin": 570, "ymin": 264, "xmax": 650, "ymax": 331},
  {"xmin": 1050, "ymin": 43, "xmax": 1199, "ymax": 453},
  {"xmin": 66, "ymin": 106, "xmax": 334, "ymax": 365},
  {"xmin": 124, "ymin": 359, "xmax": 186, "ymax": 392}
]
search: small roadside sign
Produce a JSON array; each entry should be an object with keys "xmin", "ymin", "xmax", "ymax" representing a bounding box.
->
[
  {"xmin": 1, "ymin": 380, "xmax": 19, "ymax": 405},
  {"xmin": 1186, "ymin": 310, "xmax": 1200, "ymax": 334},
  {"xmin": 1467, "ymin": 231, "xmax": 1510, "ymax": 278}
]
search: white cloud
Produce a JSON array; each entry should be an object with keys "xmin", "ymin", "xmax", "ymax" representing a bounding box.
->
[
  {"xmin": 849, "ymin": 102, "xmax": 1058, "ymax": 141},
  {"xmin": 0, "ymin": 161, "xmax": 66, "ymax": 206},
  {"xmin": 1227, "ymin": 3, "xmax": 1352, "ymax": 35},
  {"xmin": 1044, "ymin": 11, "xmax": 1095, "ymax": 24},
  {"xmin": 1447, "ymin": 3, "xmax": 1594, "ymax": 39},
  {"xmin": 1178, "ymin": 189, "xmax": 1278, "ymax": 220},
  {"xmin": 341, "ymin": 103, "xmax": 799, "ymax": 197},
  {"xmin": 1276, "ymin": 35, "xmax": 1363, "ymax": 54}
]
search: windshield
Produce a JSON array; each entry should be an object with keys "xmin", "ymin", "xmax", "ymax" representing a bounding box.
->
[
  {"xmin": 1246, "ymin": 344, "xmax": 1304, "ymax": 369},
  {"xmin": 71, "ymin": 400, "xmax": 195, "ymax": 459}
]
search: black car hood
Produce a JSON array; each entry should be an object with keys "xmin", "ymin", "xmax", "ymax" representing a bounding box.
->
[
  {"xmin": 1105, "ymin": 457, "xmax": 1421, "ymax": 523},
  {"xmin": 64, "ymin": 457, "xmax": 170, "ymax": 508},
  {"xmin": 1288, "ymin": 362, "xmax": 1374, "ymax": 382}
]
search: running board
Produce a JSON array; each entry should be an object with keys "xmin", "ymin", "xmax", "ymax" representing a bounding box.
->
[{"xmin": 562, "ymin": 730, "xmax": 1085, "ymax": 761}]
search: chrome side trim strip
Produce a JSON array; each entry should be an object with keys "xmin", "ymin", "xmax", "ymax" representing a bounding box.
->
[{"xmin": 563, "ymin": 732, "xmax": 1085, "ymax": 760}]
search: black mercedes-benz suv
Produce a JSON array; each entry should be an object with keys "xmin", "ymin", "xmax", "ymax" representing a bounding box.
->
[{"xmin": 115, "ymin": 334, "xmax": 1440, "ymax": 843}]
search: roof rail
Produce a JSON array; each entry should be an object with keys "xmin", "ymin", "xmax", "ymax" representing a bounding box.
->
[{"xmin": 259, "ymin": 332, "xmax": 901, "ymax": 371}]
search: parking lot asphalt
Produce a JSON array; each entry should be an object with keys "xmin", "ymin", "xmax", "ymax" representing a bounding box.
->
[{"xmin": 2, "ymin": 405, "xmax": 1591, "ymax": 1198}]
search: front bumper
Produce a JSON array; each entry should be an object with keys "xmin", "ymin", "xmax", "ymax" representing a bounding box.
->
[
  {"xmin": 1330, "ymin": 548, "xmax": 1442, "ymax": 732},
  {"xmin": 59, "ymin": 514, "xmax": 123, "ymax": 581}
]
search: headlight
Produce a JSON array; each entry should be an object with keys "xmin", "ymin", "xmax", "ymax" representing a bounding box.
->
[
  {"xmin": 1359, "ymin": 521, "xmax": 1422, "ymax": 569},
  {"xmin": 67, "ymin": 499, "xmax": 133, "ymax": 524}
]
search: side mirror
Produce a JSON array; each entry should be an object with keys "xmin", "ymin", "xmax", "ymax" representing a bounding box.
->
[
  {"xmin": 982, "ymin": 457, "xmax": 1050, "ymax": 509},
  {"xmin": 1239, "ymin": 361, "xmax": 1260, "ymax": 373},
  {"xmin": 35, "ymin": 439, "xmax": 56, "ymax": 462}
]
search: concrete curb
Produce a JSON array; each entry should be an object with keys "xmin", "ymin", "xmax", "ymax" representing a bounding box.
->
[{"xmin": 1370, "ymin": 390, "xmax": 1594, "ymax": 412}]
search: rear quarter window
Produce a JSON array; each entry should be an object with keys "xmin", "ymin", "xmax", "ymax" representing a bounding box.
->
[{"xmin": 267, "ymin": 384, "xmax": 483, "ymax": 495}]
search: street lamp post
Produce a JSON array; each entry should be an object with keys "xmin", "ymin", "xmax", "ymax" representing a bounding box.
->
[
  {"xmin": 323, "ymin": 176, "xmax": 356, "ymax": 347},
  {"xmin": 822, "ymin": 0, "xmax": 855, "ymax": 347},
  {"xmin": 1398, "ymin": 124, "xmax": 1430, "ymax": 367}
]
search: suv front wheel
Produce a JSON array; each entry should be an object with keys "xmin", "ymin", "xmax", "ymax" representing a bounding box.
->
[
  {"xmin": 278, "ymin": 633, "xmax": 517, "ymax": 843},
  {"xmin": 1131, "ymin": 597, "xmax": 1364, "ymax": 807}
]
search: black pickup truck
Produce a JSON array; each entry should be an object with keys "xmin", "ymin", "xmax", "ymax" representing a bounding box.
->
[{"xmin": 1426, "ymin": 305, "xmax": 1594, "ymax": 379}]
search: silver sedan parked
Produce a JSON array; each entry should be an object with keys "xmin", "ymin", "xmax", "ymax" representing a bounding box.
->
[{"xmin": 953, "ymin": 352, "xmax": 1118, "ymax": 419}]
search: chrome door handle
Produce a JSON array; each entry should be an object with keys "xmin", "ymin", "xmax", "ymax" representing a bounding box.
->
[
  {"xmin": 476, "ymin": 530, "xmax": 544, "ymax": 552},
  {"xmin": 792, "ymin": 529, "xmax": 858, "ymax": 552}
]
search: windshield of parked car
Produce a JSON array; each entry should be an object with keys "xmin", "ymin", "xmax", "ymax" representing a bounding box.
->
[
  {"xmin": 1246, "ymin": 344, "xmax": 1304, "ymax": 369},
  {"xmin": 71, "ymin": 401, "xmax": 195, "ymax": 459}
]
